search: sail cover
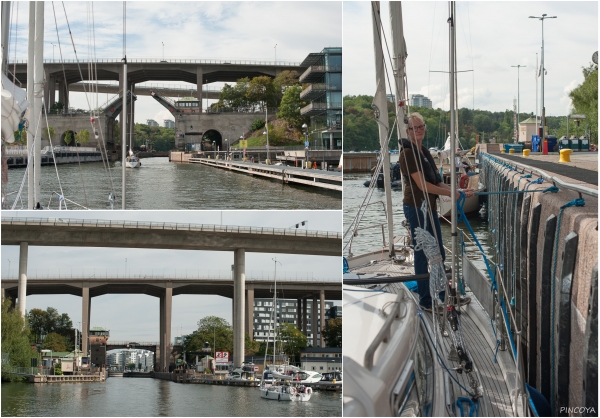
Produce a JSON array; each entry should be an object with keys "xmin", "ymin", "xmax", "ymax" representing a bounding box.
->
[{"xmin": 1, "ymin": 72, "xmax": 29, "ymax": 143}]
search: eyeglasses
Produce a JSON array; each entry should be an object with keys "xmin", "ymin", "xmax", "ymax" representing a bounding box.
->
[{"xmin": 408, "ymin": 124, "xmax": 426, "ymax": 131}]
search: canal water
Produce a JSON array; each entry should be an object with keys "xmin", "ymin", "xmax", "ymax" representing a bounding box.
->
[
  {"xmin": 4, "ymin": 157, "xmax": 341, "ymax": 210},
  {"xmin": 343, "ymin": 173, "xmax": 493, "ymax": 274},
  {"xmin": 1, "ymin": 378, "xmax": 342, "ymax": 417}
]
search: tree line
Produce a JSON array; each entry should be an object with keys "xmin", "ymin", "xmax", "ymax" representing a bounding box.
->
[{"xmin": 344, "ymin": 63, "xmax": 597, "ymax": 151}]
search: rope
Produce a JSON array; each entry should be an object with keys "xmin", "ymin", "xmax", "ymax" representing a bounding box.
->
[
  {"xmin": 474, "ymin": 186, "xmax": 558, "ymax": 195},
  {"xmin": 490, "ymin": 318, "xmax": 501, "ymax": 363},
  {"xmin": 549, "ymin": 196, "xmax": 585, "ymax": 414},
  {"xmin": 456, "ymin": 397, "xmax": 478, "ymax": 417},
  {"xmin": 414, "ymin": 200, "xmax": 446, "ymax": 297}
]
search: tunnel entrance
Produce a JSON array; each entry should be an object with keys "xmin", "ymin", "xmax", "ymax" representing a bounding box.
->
[{"xmin": 202, "ymin": 130, "xmax": 222, "ymax": 151}]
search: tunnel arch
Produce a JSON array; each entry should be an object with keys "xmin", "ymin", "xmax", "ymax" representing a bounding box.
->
[
  {"xmin": 202, "ymin": 129, "xmax": 223, "ymax": 151},
  {"xmin": 60, "ymin": 130, "xmax": 78, "ymax": 146}
]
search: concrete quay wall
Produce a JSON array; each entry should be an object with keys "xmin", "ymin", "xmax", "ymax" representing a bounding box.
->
[{"xmin": 479, "ymin": 151, "xmax": 597, "ymax": 413}]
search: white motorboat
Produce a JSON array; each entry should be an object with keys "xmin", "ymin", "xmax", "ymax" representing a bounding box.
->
[
  {"xmin": 272, "ymin": 370, "xmax": 323, "ymax": 384},
  {"xmin": 126, "ymin": 150, "xmax": 141, "ymax": 168},
  {"xmin": 259, "ymin": 384, "xmax": 312, "ymax": 402}
]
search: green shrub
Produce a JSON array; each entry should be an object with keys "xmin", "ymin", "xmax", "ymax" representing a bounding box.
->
[{"xmin": 251, "ymin": 119, "xmax": 265, "ymax": 131}]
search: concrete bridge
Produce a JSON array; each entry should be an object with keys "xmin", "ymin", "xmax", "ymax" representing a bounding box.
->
[
  {"xmin": 1, "ymin": 217, "xmax": 341, "ymax": 372},
  {"xmin": 9, "ymin": 58, "xmax": 306, "ymax": 152}
]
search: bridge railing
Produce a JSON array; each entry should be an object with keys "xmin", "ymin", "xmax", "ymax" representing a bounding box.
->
[
  {"xmin": 9, "ymin": 58, "xmax": 302, "ymax": 66},
  {"xmin": 1, "ymin": 217, "xmax": 342, "ymax": 239},
  {"xmin": 1, "ymin": 269, "xmax": 341, "ymax": 282},
  {"xmin": 105, "ymin": 341, "xmax": 159, "ymax": 347}
]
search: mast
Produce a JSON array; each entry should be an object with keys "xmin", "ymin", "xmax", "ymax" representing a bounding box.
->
[
  {"xmin": 26, "ymin": 3, "xmax": 34, "ymax": 208},
  {"xmin": 121, "ymin": 2, "xmax": 127, "ymax": 209},
  {"xmin": 371, "ymin": 1, "xmax": 394, "ymax": 257},
  {"xmin": 1, "ymin": 2, "xmax": 10, "ymax": 75},
  {"xmin": 33, "ymin": 2, "xmax": 43, "ymax": 206},
  {"xmin": 449, "ymin": 1, "xmax": 458, "ymax": 298}
]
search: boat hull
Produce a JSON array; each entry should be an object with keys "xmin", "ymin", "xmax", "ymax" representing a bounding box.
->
[
  {"xmin": 438, "ymin": 194, "xmax": 481, "ymax": 217},
  {"xmin": 126, "ymin": 160, "xmax": 141, "ymax": 168},
  {"xmin": 259, "ymin": 386, "xmax": 312, "ymax": 402}
]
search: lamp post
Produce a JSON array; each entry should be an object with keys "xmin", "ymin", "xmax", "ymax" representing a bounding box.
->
[
  {"xmin": 213, "ymin": 141, "xmax": 216, "ymax": 159},
  {"xmin": 263, "ymin": 106, "xmax": 270, "ymax": 164},
  {"xmin": 225, "ymin": 139, "xmax": 228, "ymax": 160},
  {"xmin": 529, "ymin": 13, "xmax": 557, "ymax": 141},
  {"xmin": 162, "ymin": 42, "xmax": 164, "ymax": 61},
  {"xmin": 51, "ymin": 43, "xmax": 56, "ymax": 61},
  {"xmin": 7, "ymin": 258, "xmax": 10, "ymax": 277},
  {"xmin": 240, "ymin": 135, "xmax": 244, "ymax": 161},
  {"xmin": 213, "ymin": 325, "xmax": 216, "ymax": 371},
  {"xmin": 274, "ymin": 44, "xmax": 277, "ymax": 63},
  {"xmin": 302, "ymin": 123, "xmax": 309, "ymax": 169},
  {"xmin": 125, "ymin": 258, "xmax": 127, "ymax": 278},
  {"xmin": 511, "ymin": 64, "xmax": 526, "ymax": 142}
]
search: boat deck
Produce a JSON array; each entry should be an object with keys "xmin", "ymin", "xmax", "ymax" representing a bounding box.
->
[{"xmin": 348, "ymin": 257, "xmax": 515, "ymax": 416}]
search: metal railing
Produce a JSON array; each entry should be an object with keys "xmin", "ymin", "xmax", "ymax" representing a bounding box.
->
[
  {"xmin": 1, "ymin": 217, "xmax": 342, "ymax": 239},
  {"xmin": 1, "ymin": 269, "xmax": 341, "ymax": 282},
  {"xmin": 2, "ymin": 366, "xmax": 50, "ymax": 376},
  {"xmin": 9, "ymin": 58, "xmax": 302, "ymax": 66}
]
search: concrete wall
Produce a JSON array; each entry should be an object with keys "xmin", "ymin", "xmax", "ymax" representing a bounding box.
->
[
  {"xmin": 44, "ymin": 114, "xmax": 110, "ymax": 149},
  {"xmin": 482, "ymin": 152, "xmax": 597, "ymax": 412}
]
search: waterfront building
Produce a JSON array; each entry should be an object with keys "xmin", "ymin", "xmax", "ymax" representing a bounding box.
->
[
  {"xmin": 518, "ymin": 116, "xmax": 540, "ymax": 143},
  {"xmin": 164, "ymin": 119, "xmax": 175, "ymax": 129},
  {"xmin": 89, "ymin": 327, "xmax": 109, "ymax": 367},
  {"xmin": 107, "ymin": 348, "xmax": 154, "ymax": 371},
  {"xmin": 299, "ymin": 47, "xmax": 342, "ymax": 150},
  {"xmin": 410, "ymin": 94, "xmax": 433, "ymax": 108},
  {"xmin": 300, "ymin": 347, "xmax": 341, "ymax": 373},
  {"xmin": 252, "ymin": 298, "xmax": 338, "ymax": 347},
  {"xmin": 386, "ymin": 93, "xmax": 395, "ymax": 103},
  {"xmin": 147, "ymin": 119, "xmax": 159, "ymax": 127}
]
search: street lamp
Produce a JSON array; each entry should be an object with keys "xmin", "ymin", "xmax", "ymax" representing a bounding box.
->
[
  {"xmin": 51, "ymin": 43, "xmax": 56, "ymax": 61},
  {"xmin": 274, "ymin": 44, "xmax": 277, "ymax": 63},
  {"xmin": 7, "ymin": 259, "xmax": 10, "ymax": 277},
  {"xmin": 529, "ymin": 13, "xmax": 557, "ymax": 141},
  {"xmin": 302, "ymin": 123, "xmax": 309, "ymax": 169},
  {"xmin": 511, "ymin": 64, "xmax": 526, "ymax": 142},
  {"xmin": 240, "ymin": 135, "xmax": 244, "ymax": 161},
  {"xmin": 161, "ymin": 42, "xmax": 164, "ymax": 61},
  {"xmin": 225, "ymin": 139, "xmax": 228, "ymax": 160},
  {"xmin": 263, "ymin": 109, "xmax": 270, "ymax": 164},
  {"xmin": 212, "ymin": 141, "xmax": 216, "ymax": 159}
]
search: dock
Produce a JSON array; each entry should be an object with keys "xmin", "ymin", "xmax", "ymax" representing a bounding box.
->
[
  {"xmin": 29, "ymin": 374, "xmax": 105, "ymax": 383},
  {"xmin": 188, "ymin": 158, "xmax": 342, "ymax": 192}
]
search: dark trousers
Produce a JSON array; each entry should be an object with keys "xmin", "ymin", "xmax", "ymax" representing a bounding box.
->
[{"xmin": 403, "ymin": 203, "xmax": 446, "ymax": 307}]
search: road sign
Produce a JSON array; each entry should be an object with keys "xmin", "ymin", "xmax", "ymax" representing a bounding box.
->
[
  {"xmin": 305, "ymin": 141, "xmax": 309, "ymax": 148},
  {"xmin": 253, "ymin": 366, "xmax": 259, "ymax": 372},
  {"xmin": 240, "ymin": 140, "xmax": 248, "ymax": 148}
]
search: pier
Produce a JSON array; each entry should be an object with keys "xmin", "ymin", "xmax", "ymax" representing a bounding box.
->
[
  {"xmin": 470, "ymin": 144, "xmax": 597, "ymax": 413},
  {"xmin": 188, "ymin": 158, "xmax": 342, "ymax": 192}
]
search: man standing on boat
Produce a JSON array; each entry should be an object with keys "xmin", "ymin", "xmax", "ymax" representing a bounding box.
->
[{"xmin": 399, "ymin": 112, "xmax": 474, "ymax": 311}]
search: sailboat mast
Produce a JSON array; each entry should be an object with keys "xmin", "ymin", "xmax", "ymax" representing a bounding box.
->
[
  {"xmin": 389, "ymin": 2, "xmax": 408, "ymax": 176},
  {"xmin": 449, "ymin": 1, "xmax": 458, "ymax": 294},
  {"xmin": 1, "ymin": 2, "xmax": 9, "ymax": 75},
  {"xmin": 371, "ymin": 1, "xmax": 395, "ymax": 257},
  {"xmin": 273, "ymin": 259, "xmax": 277, "ymax": 366},
  {"xmin": 26, "ymin": 4, "xmax": 34, "ymax": 208},
  {"xmin": 121, "ymin": 2, "xmax": 127, "ymax": 209},
  {"xmin": 33, "ymin": 2, "xmax": 43, "ymax": 206}
]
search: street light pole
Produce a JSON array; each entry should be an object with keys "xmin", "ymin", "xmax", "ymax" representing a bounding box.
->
[
  {"xmin": 529, "ymin": 13, "xmax": 557, "ymax": 141},
  {"xmin": 162, "ymin": 42, "xmax": 164, "ymax": 61},
  {"xmin": 225, "ymin": 139, "xmax": 228, "ymax": 160},
  {"xmin": 51, "ymin": 43, "xmax": 55, "ymax": 61},
  {"xmin": 274, "ymin": 44, "xmax": 277, "ymax": 63},
  {"xmin": 511, "ymin": 64, "xmax": 526, "ymax": 140},
  {"xmin": 302, "ymin": 123, "xmax": 309, "ymax": 169},
  {"xmin": 264, "ymin": 106, "xmax": 270, "ymax": 164}
]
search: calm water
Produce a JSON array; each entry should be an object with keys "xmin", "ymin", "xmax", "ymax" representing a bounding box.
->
[
  {"xmin": 343, "ymin": 173, "xmax": 493, "ymax": 273},
  {"xmin": 1, "ymin": 378, "xmax": 342, "ymax": 417},
  {"xmin": 4, "ymin": 157, "xmax": 341, "ymax": 210}
]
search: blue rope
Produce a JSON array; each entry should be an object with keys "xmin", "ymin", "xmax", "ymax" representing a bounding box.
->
[
  {"xmin": 549, "ymin": 197, "xmax": 585, "ymax": 414},
  {"xmin": 456, "ymin": 397, "xmax": 478, "ymax": 417},
  {"xmin": 526, "ymin": 384, "xmax": 541, "ymax": 417}
]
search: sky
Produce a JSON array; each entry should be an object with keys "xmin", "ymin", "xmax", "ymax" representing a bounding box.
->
[
  {"xmin": 344, "ymin": 1, "xmax": 598, "ymax": 117},
  {"xmin": 1, "ymin": 210, "xmax": 342, "ymax": 342},
  {"xmin": 6, "ymin": 1, "xmax": 342, "ymax": 124}
]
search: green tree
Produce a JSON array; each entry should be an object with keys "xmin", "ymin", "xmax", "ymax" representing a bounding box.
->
[
  {"xmin": 1, "ymin": 298, "xmax": 34, "ymax": 379},
  {"xmin": 277, "ymin": 85, "xmax": 309, "ymax": 128},
  {"xmin": 42, "ymin": 332, "xmax": 67, "ymax": 352},
  {"xmin": 245, "ymin": 333, "xmax": 260, "ymax": 356},
  {"xmin": 278, "ymin": 323, "xmax": 307, "ymax": 364},
  {"xmin": 322, "ymin": 318, "xmax": 342, "ymax": 348},
  {"xmin": 126, "ymin": 362, "xmax": 136, "ymax": 371},
  {"xmin": 63, "ymin": 131, "xmax": 73, "ymax": 146},
  {"xmin": 273, "ymin": 70, "xmax": 300, "ymax": 92},
  {"xmin": 44, "ymin": 126, "xmax": 56, "ymax": 143},
  {"xmin": 75, "ymin": 129, "xmax": 90, "ymax": 145},
  {"xmin": 184, "ymin": 316, "xmax": 233, "ymax": 361},
  {"xmin": 27, "ymin": 308, "xmax": 49, "ymax": 344},
  {"xmin": 247, "ymin": 76, "xmax": 277, "ymax": 109},
  {"xmin": 569, "ymin": 63, "xmax": 598, "ymax": 144}
]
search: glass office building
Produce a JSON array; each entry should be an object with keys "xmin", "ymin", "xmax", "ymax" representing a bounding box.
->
[{"xmin": 299, "ymin": 47, "xmax": 342, "ymax": 150}]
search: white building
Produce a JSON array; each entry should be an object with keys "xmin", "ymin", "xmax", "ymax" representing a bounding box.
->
[
  {"xmin": 300, "ymin": 347, "xmax": 342, "ymax": 373},
  {"xmin": 164, "ymin": 119, "xmax": 175, "ymax": 129},
  {"xmin": 410, "ymin": 94, "xmax": 432, "ymax": 108},
  {"xmin": 106, "ymin": 349, "xmax": 154, "ymax": 371},
  {"xmin": 147, "ymin": 119, "xmax": 159, "ymax": 127}
]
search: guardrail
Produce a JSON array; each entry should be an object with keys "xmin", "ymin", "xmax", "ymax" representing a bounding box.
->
[
  {"xmin": 0, "ymin": 269, "xmax": 341, "ymax": 282},
  {"xmin": 2, "ymin": 366, "xmax": 50, "ymax": 376},
  {"xmin": 1, "ymin": 218, "xmax": 342, "ymax": 239},
  {"xmin": 8, "ymin": 58, "xmax": 302, "ymax": 66}
]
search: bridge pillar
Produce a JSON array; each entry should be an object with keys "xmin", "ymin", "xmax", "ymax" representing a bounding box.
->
[
  {"xmin": 245, "ymin": 287, "xmax": 254, "ymax": 341},
  {"xmin": 17, "ymin": 242, "xmax": 28, "ymax": 316},
  {"xmin": 81, "ymin": 284, "xmax": 90, "ymax": 355},
  {"xmin": 233, "ymin": 249, "xmax": 245, "ymax": 367},
  {"xmin": 302, "ymin": 298, "xmax": 307, "ymax": 336},
  {"xmin": 312, "ymin": 294, "xmax": 317, "ymax": 347},
  {"xmin": 196, "ymin": 67, "xmax": 203, "ymax": 112},
  {"xmin": 57, "ymin": 78, "xmax": 68, "ymax": 109},
  {"xmin": 159, "ymin": 284, "xmax": 172, "ymax": 372},
  {"xmin": 320, "ymin": 290, "xmax": 325, "ymax": 347}
]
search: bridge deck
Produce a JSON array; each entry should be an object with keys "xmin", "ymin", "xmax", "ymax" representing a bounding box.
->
[{"xmin": 189, "ymin": 158, "xmax": 342, "ymax": 192}]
